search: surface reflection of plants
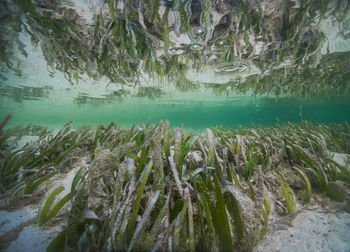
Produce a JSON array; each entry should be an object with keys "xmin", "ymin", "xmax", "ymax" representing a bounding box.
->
[
  {"xmin": 136, "ymin": 86, "xmax": 164, "ymax": 99},
  {"xmin": 73, "ymin": 92, "xmax": 125, "ymax": 106},
  {"xmin": 239, "ymin": 52, "xmax": 350, "ymax": 97},
  {"xmin": 0, "ymin": 85, "xmax": 52, "ymax": 102},
  {"xmin": 1, "ymin": 120, "xmax": 349, "ymax": 251},
  {"xmin": 205, "ymin": 82, "xmax": 233, "ymax": 96},
  {"xmin": 1, "ymin": 0, "xmax": 350, "ymax": 96},
  {"xmin": 0, "ymin": 1, "xmax": 28, "ymax": 80}
]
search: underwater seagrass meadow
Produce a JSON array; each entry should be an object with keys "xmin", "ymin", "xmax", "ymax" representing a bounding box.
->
[{"xmin": 1, "ymin": 0, "xmax": 350, "ymax": 251}]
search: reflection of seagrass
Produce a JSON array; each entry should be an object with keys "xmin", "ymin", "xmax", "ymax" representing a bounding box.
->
[
  {"xmin": 0, "ymin": 120, "xmax": 349, "ymax": 251},
  {"xmin": 1, "ymin": 0, "xmax": 349, "ymax": 96}
]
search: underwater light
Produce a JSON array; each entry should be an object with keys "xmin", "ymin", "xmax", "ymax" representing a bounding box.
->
[
  {"xmin": 215, "ymin": 39, "xmax": 228, "ymax": 47},
  {"xmin": 168, "ymin": 47, "xmax": 186, "ymax": 55},
  {"xmin": 189, "ymin": 43, "xmax": 204, "ymax": 51},
  {"xmin": 193, "ymin": 26, "xmax": 206, "ymax": 35}
]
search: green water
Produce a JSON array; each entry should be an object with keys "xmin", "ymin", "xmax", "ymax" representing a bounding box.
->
[
  {"xmin": 1, "ymin": 0, "xmax": 350, "ymax": 129},
  {"xmin": 1, "ymin": 91, "xmax": 350, "ymax": 130},
  {"xmin": 1, "ymin": 2, "xmax": 350, "ymax": 251}
]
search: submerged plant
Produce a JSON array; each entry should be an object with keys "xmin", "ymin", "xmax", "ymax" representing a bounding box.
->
[
  {"xmin": 1, "ymin": 120, "xmax": 349, "ymax": 251},
  {"xmin": 38, "ymin": 186, "xmax": 71, "ymax": 227},
  {"xmin": 0, "ymin": 121, "xmax": 91, "ymax": 207}
]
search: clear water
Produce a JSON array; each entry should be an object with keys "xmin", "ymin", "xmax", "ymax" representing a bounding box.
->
[
  {"xmin": 1, "ymin": 2, "xmax": 350, "ymax": 251},
  {"xmin": 0, "ymin": 0, "xmax": 350, "ymax": 129},
  {"xmin": 1, "ymin": 90, "xmax": 350, "ymax": 130}
]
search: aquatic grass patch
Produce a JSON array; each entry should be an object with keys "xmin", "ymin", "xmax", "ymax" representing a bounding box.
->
[
  {"xmin": 1, "ymin": 120, "xmax": 350, "ymax": 251},
  {"xmin": 0, "ymin": 122, "xmax": 92, "ymax": 207},
  {"xmin": 38, "ymin": 186, "xmax": 71, "ymax": 227},
  {"xmin": 276, "ymin": 170, "xmax": 297, "ymax": 215},
  {"xmin": 293, "ymin": 166, "xmax": 312, "ymax": 203}
]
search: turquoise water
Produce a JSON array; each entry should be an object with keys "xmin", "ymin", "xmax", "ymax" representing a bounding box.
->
[
  {"xmin": 1, "ymin": 2, "xmax": 350, "ymax": 252},
  {"xmin": 0, "ymin": 0, "xmax": 350, "ymax": 129},
  {"xmin": 1, "ymin": 92, "xmax": 349, "ymax": 130}
]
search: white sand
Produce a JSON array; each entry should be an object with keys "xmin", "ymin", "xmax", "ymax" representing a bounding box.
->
[
  {"xmin": 2, "ymin": 204, "xmax": 350, "ymax": 251},
  {"xmin": 0, "ymin": 208, "xmax": 36, "ymax": 237},
  {"xmin": 0, "ymin": 163, "xmax": 82, "ymax": 251},
  {"xmin": 2, "ymin": 225, "xmax": 57, "ymax": 252},
  {"xmin": 254, "ymin": 207, "xmax": 350, "ymax": 252},
  {"xmin": 331, "ymin": 152, "xmax": 350, "ymax": 168}
]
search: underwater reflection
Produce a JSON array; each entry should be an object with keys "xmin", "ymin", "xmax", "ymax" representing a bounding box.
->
[{"xmin": 0, "ymin": 0, "xmax": 349, "ymax": 97}]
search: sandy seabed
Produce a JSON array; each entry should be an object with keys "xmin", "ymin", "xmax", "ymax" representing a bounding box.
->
[
  {"xmin": 1, "ymin": 203, "xmax": 350, "ymax": 252},
  {"xmin": 1, "ymin": 135, "xmax": 350, "ymax": 252}
]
